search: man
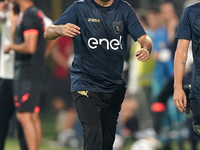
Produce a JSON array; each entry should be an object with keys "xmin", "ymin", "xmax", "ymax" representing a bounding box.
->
[
  {"xmin": 0, "ymin": 1, "xmax": 17, "ymax": 149},
  {"xmin": 4, "ymin": 0, "xmax": 46, "ymax": 150},
  {"xmin": 44, "ymin": 0, "xmax": 152, "ymax": 149},
  {"xmin": 173, "ymin": 2, "xmax": 200, "ymax": 140}
]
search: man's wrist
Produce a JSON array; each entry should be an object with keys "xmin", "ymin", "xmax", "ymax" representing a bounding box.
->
[
  {"xmin": 56, "ymin": 25, "xmax": 64, "ymax": 36},
  {"xmin": 174, "ymin": 85, "xmax": 183, "ymax": 90}
]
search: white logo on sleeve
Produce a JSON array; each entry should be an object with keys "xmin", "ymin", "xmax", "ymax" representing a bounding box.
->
[{"xmin": 88, "ymin": 36, "xmax": 123, "ymax": 50}]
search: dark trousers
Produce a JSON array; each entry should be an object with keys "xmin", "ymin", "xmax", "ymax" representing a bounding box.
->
[
  {"xmin": 0, "ymin": 79, "xmax": 14, "ymax": 150},
  {"xmin": 0, "ymin": 78, "xmax": 28, "ymax": 150},
  {"xmin": 72, "ymin": 88, "xmax": 126, "ymax": 150}
]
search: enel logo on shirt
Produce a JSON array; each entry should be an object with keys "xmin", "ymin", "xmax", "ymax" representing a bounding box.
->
[{"xmin": 88, "ymin": 36, "xmax": 123, "ymax": 50}]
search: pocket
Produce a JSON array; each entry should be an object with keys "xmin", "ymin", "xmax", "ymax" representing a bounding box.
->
[{"xmin": 72, "ymin": 91, "xmax": 90, "ymax": 101}]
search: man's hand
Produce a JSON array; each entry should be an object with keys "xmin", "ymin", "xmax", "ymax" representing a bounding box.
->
[
  {"xmin": 44, "ymin": 23, "xmax": 81, "ymax": 40},
  {"xmin": 136, "ymin": 48, "xmax": 150, "ymax": 62},
  {"xmin": 173, "ymin": 88, "xmax": 187, "ymax": 113},
  {"xmin": 4, "ymin": 45, "xmax": 12, "ymax": 53},
  {"xmin": 137, "ymin": 35, "xmax": 152, "ymax": 62},
  {"xmin": 59, "ymin": 23, "xmax": 80, "ymax": 38}
]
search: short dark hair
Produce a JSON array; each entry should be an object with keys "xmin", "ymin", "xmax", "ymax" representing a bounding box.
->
[{"xmin": 147, "ymin": 4, "xmax": 160, "ymax": 13}]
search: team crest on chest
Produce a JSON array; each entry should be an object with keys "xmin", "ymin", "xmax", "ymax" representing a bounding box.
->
[{"xmin": 113, "ymin": 21, "xmax": 122, "ymax": 34}]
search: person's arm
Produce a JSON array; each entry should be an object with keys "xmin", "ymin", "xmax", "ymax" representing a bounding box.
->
[
  {"xmin": 136, "ymin": 34, "xmax": 152, "ymax": 62},
  {"xmin": 122, "ymin": 4, "xmax": 152, "ymax": 62},
  {"xmin": 173, "ymin": 39, "xmax": 190, "ymax": 113},
  {"xmin": 5, "ymin": 12, "xmax": 40, "ymax": 54},
  {"xmin": 44, "ymin": 2, "xmax": 80, "ymax": 40},
  {"xmin": 10, "ymin": 9, "xmax": 18, "ymax": 42},
  {"xmin": 44, "ymin": 23, "xmax": 80, "ymax": 40},
  {"xmin": 173, "ymin": 6, "xmax": 191, "ymax": 113},
  {"xmin": 4, "ymin": 31, "xmax": 38, "ymax": 54},
  {"xmin": 45, "ymin": 38, "xmax": 59, "ymax": 57},
  {"xmin": 52, "ymin": 48, "xmax": 68, "ymax": 70}
]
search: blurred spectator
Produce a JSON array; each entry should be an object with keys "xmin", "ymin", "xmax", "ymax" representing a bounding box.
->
[
  {"xmin": 0, "ymin": 0, "xmax": 17, "ymax": 149},
  {"xmin": 150, "ymin": 4, "xmax": 173, "ymax": 150},
  {"xmin": 3, "ymin": 0, "xmax": 54, "ymax": 150},
  {"xmin": 0, "ymin": 0, "xmax": 57, "ymax": 149},
  {"xmin": 150, "ymin": 2, "xmax": 189, "ymax": 150},
  {"xmin": 150, "ymin": 10, "xmax": 173, "ymax": 101},
  {"xmin": 50, "ymin": 36, "xmax": 79, "ymax": 148},
  {"xmin": 159, "ymin": 2, "xmax": 179, "ymax": 59},
  {"xmin": 159, "ymin": 2, "xmax": 178, "ymax": 45},
  {"xmin": 121, "ymin": 10, "xmax": 160, "ymax": 150}
]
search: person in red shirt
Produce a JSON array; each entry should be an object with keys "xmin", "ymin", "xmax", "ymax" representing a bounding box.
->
[{"xmin": 51, "ymin": 36, "xmax": 78, "ymax": 148}]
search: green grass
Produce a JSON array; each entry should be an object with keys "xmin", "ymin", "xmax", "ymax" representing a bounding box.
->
[
  {"xmin": 4, "ymin": 134, "xmax": 195, "ymax": 150},
  {"xmin": 5, "ymin": 138, "xmax": 20, "ymax": 150},
  {"xmin": 5, "ymin": 138, "xmax": 71, "ymax": 150},
  {"xmin": 5, "ymin": 138, "xmax": 131, "ymax": 150},
  {"xmin": 5, "ymin": 137, "xmax": 188, "ymax": 150},
  {"xmin": 3, "ymin": 111, "xmax": 196, "ymax": 150},
  {"xmin": 4, "ymin": 110, "xmax": 133, "ymax": 150},
  {"xmin": 4, "ymin": 111, "xmax": 72, "ymax": 150}
]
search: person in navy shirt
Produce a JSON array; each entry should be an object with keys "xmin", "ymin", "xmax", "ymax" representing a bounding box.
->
[
  {"xmin": 45, "ymin": 0, "xmax": 152, "ymax": 149},
  {"xmin": 173, "ymin": 2, "xmax": 200, "ymax": 140}
]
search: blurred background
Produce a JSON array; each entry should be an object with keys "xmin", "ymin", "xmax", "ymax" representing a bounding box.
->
[
  {"xmin": 36, "ymin": 0, "xmax": 185, "ymax": 20},
  {"xmin": 1, "ymin": 0, "xmax": 200, "ymax": 150}
]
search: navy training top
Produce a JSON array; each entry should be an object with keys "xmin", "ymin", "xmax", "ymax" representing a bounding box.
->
[
  {"xmin": 176, "ymin": 2, "xmax": 200, "ymax": 99},
  {"xmin": 15, "ymin": 6, "xmax": 46, "ymax": 81},
  {"xmin": 54, "ymin": 0, "xmax": 146, "ymax": 93}
]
